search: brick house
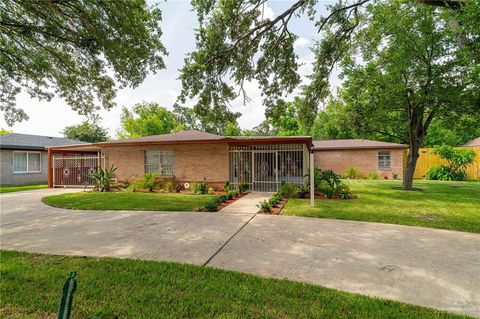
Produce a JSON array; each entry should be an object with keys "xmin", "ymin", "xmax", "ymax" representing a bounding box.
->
[
  {"xmin": 47, "ymin": 130, "xmax": 407, "ymax": 190},
  {"xmin": 47, "ymin": 130, "xmax": 311, "ymax": 191},
  {"xmin": 313, "ymin": 139, "xmax": 407, "ymax": 179}
]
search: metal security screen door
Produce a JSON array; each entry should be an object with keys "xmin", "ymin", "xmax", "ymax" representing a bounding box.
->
[
  {"xmin": 230, "ymin": 144, "xmax": 308, "ymax": 192},
  {"xmin": 52, "ymin": 153, "xmax": 104, "ymax": 187},
  {"xmin": 254, "ymin": 151, "xmax": 277, "ymax": 192}
]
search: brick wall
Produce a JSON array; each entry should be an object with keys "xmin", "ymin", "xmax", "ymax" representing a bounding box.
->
[
  {"xmin": 313, "ymin": 149, "xmax": 404, "ymax": 179},
  {"xmin": 101, "ymin": 142, "xmax": 230, "ymax": 189}
]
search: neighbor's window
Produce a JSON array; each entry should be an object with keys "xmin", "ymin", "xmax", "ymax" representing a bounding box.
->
[
  {"xmin": 13, "ymin": 151, "xmax": 41, "ymax": 173},
  {"xmin": 378, "ymin": 151, "xmax": 391, "ymax": 169},
  {"xmin": 144, "ymin": 150, "xmax": 175, "ymax": 176}
]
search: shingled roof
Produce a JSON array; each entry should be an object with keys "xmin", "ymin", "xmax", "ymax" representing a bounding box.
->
[
  {"xmin": 312, "ymin": 139, "xmax": 407, "ymax": 150},
  {"xmin": 463, "ymin": 137, "xmax": 480, "ymax": 147},
  {"xmin": 97, "ymin": 130, "xmax": 225, "ymax": 145},
  {"xmin": 0, "ymin": 133, "xmax": 87, "ymax": 150}
]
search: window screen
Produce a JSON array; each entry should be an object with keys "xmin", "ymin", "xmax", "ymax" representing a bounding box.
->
[
  {"xmin": 13, "ymin": 152, "xmax": 41, "ymax": 173},
  {"xmin": 144, "ymin": 150, "xmax": 175, "ymax": 176},
  {"xmin": 378, "ymin": 151, "xmax": 391, "ymax": 169}
]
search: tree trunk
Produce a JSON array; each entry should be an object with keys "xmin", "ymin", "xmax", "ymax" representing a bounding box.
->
[{"xmin": 403, "ymin": 142, "xmax": 420, "ymax": 190}]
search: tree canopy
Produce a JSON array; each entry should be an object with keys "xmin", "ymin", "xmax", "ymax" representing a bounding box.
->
[
  {"xmin": 118, "ymin": 102, "xmax": 181, "ymax": 138},
  {"xmin": 180, "ymin": 0, "xmax": 478, "ymax": 139},
  {"xmin": 0, "ymin": 0, "xmax": 166, "ymax": 125},
  {"xmin": 62, "ymin": 116, "xmax": 109, "ymax": 143}
]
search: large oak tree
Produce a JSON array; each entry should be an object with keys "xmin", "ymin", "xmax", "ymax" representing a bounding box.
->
[{"xmin": 0, "ymin": 0, "xmax": 166, "ymax": 125}]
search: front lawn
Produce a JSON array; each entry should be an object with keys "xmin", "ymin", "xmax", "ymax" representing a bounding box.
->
[
  {"xmin": 42, "ymin": 192, "xmax": 216, "ymax": 211},
  {"xmin": 283, "ymin": 180, "xmax": 480, "ymax": 233},
  {"xmin": 0, "ymin": 184, "xmax": 47, "ymax": 194},
  {"xmin": 0, "ymin": 250, "xmax": 462, "ymax": 318}
]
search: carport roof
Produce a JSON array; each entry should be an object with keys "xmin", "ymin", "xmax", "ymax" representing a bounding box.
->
[{"xmin": 312, "ymin": 139, "xmax": 408, "ymax": 151}]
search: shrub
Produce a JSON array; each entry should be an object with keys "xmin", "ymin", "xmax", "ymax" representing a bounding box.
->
[
  {"xmin": 279, "ymin": 182, "xmax": 298, "ymax": 198},
  {"xmin": 312, "ymin": 168, "xmax": 341, "ymax": 191},
  {"xmin": 344, "ymin": 167, "xmax": 359, "ymax": 179},
  {"xmin": 141, "ymin": 173, "xmax": 158, "ymax": 192},
  {"xmin": 218, "ymin": 194, "xmax": 229, "ymax": 203},
  {"xmin": 257, "ymin": 199, "xmax": 272, "ymax": 213},
  {"xmin": 426, "ymin": 165, "xmax": 466, "ymax": 181},
  {"xmin": 224, "ymin": 180, "xmax": 231, "ymax": 192},
  {"xmin": 231, "ymin": 189, "xmax": 239, "ymax": 197},
  {"xmin": 208, "ymin": 187, "xmax": 215, "ymax": 195},
  {"xmin": 197, "ymin": 178, "xmax": 209, "ymax": 194},
  {"xmin": 226, "ymin": 190, "xmax": 234, "ymax": 200},
  {"xmin": 364, "ymin": 172, "xmax": 379, "ymax": 180},
  {"xmin": 269, "ymin": 193, "xmax": 283, "ymax": 207},
  {"xmin": 427, "ymin": 146, "xmax": 477, "ymax": 181},
  {"xmin": 318, "ymin": 180, "xmax": 335, "ymax": 199},
  {"xmin": 336, "ymin": 183, "xmax": 352, "ymax": 199},
  {"xmin": 204, "ymin": 199, "xmax": 219, "ymax": 212},
  {"xmin": 164, "ymin": 181, "xmax": 175, "ymax": 193},
  {"xmin": 297, "ymin": 184, "xmax": 310, "ymax": 198},
  {"xmin": 239, "ymin": 182, "xmax": 249, "ymax": 193},
  {"xmin": 89, "ymin": 165, "xmax": 117, "ymax": 192}
]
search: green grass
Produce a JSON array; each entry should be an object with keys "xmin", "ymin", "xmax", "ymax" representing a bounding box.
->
[
  {"xmin": 0, "ymin": 184, "xmax": 47, "ymax": 194},
  {"xmin": 284, "ymin": 180, "xmax": 480, "ymax": 233},
  {"xmin": 42, "ymin": 192, "xmax": 216, "ymax": 211},
  {"xmin": 0, "ymin": 250, "xmax": 465, "ymax": 319}
]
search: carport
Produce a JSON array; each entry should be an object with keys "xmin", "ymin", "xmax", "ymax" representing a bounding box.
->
[{"xmin": 47, "ymin": 144, "xmax": 102, "ymax": 188}]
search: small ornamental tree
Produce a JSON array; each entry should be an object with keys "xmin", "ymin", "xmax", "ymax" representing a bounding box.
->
[{"xmin": 426, "ymin": 146, "xmax": 477, "ymax": 181}]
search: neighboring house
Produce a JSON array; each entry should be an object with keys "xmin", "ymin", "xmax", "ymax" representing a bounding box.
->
[
  {"xmin": 312, "ymin": 139, "xmax": 407, "ymax": 179},
  {"xmin": 0, "ymin": 133, "xmax": 87, "ymax": 186},
  {"xmin": 46, "ymin": 130, "xmax": 407, "ymax": 190},
  {"xmin": 463, "ymin": 137, "xmax": 480, "ymax": 147}
]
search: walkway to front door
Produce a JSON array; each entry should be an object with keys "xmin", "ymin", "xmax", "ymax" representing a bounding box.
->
[{"xmin": 218, "ymin": 192, "xmax": 272, "ymax": 215}]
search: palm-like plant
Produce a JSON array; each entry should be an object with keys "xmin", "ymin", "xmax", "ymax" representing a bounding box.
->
[{"xmin": 89, "ymin": 165, "xmax": 117, "ymax": 192}]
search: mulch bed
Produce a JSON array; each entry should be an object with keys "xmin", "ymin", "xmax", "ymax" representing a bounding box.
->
[
  {"xmin": 217, "ymin": 192, "xmax": 249, "ymax": 210},
  {"xmin": 258, "ymin": 198, "xmax": 288, "ymax": 215}
]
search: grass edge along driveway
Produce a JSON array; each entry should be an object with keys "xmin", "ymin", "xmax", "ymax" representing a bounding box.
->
[
  {"xmin": 0, "ymin": 184, "xmax": 47, "ymax": 194},
  {"xmin": 284, "ymin": 180, "xmax": 480, "ymax": 233},
  {"xmin": 42, "ymin": 192, "xmax": 216, "ymax": 211},
  {"xmin": 0, "ymin": 250, "xmax": 466, "ymax": 319}
]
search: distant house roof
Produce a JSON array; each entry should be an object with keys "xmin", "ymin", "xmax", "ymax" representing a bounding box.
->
[
  {"xmin": 0, "ymin": 133, "xmax": 87, "ymax": 151},
  {"xmin": 463, "ymin": 137, "xmax": 480, "ymax": 147},
  {"xmin": 312, "ymin": 139, "xmax": 408, "ymax": 151}
]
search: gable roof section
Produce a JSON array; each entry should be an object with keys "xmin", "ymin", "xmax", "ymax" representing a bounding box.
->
[
  {"xmin": 313, "ymin": 139, "xmax": 408, "ymax": 151},
  {"xmin": 96, "ymin": 130, "xmax": 225, "ymax": 146},
  {"xmin": 0, "ymin": 133, "xmax": 87, "ymax": 150},
  {"xmin": 463, "ymin": 137, "xmax": 480, "ymax": 147}
]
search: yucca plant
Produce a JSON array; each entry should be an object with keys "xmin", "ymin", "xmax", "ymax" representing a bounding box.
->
[{"xmin": 89, "ymin": 165, "xmax": 117, "ymax": 192}]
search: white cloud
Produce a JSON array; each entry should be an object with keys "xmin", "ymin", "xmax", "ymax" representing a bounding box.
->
[
  {"xmin": 294, "ymin": 37, "xmax": 310, "ymax": 49},
  {"xmin": 261, "ymin": 3, "xmax": 275, "ymax": 20}
]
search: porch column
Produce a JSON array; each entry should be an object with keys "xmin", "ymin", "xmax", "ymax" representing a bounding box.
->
[
  {"xmin": 310, "ymin": 150, "xmax": 314, "ymax": 207},
  {"xmin": 47, "ymin": 148, "xmax": 53, "ymax": 188}
]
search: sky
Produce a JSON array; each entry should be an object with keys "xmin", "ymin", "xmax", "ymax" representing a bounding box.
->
[{"xmin": 1, "ymin": 0, "xmax": 336, "ymax": 138}]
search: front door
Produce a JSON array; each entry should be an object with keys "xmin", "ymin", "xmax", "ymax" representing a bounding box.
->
[{"xmin": 253, "ymin": 151, "xmax": 277, "ymax": 191}]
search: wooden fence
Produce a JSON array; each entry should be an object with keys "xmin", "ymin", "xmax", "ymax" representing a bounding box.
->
[{"xmin": 404, "ymin": 146, "xmax": 480, "ymax": 179}]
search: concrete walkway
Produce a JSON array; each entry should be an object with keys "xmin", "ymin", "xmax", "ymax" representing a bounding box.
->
[
  {"xmin": 218, "ymin": 192, "xmax": 271, "ymax": 215},
  {"xmin": 1, "ymin": 189, "xmax": 479, "ymax": 317}
]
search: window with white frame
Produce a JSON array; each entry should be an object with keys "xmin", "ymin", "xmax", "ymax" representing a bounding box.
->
[
  {"xmin": 378, "ymin": 151, "xmax": 391, "ymax": 169},
  {"xmin": 144, "ymin": 150, "xmax": 175, "ymax": 176},
  {"xmin": 13, "ymin": 151, "xmax": 41, "ymax": 173}
]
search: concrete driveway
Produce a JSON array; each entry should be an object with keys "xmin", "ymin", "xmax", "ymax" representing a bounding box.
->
[{"xmin": 1, "ymin": 189, "xmax": 479, "ymax": 317}]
